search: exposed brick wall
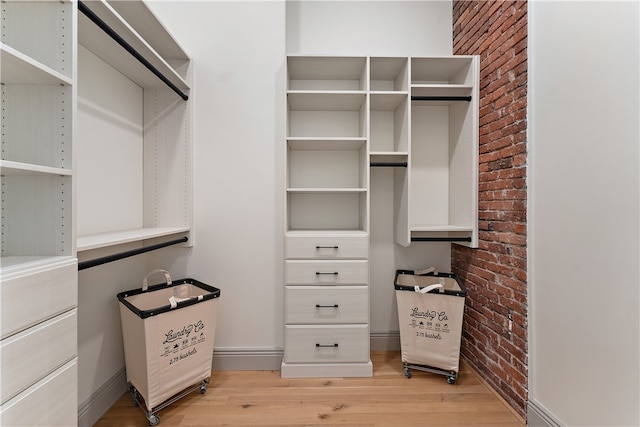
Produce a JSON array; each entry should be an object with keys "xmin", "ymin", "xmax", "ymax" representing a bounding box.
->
[{"xmin": 452, "ymin": 0, "xmax": 528, "ymax": 418}]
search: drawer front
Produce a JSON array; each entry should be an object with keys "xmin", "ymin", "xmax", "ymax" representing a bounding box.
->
[
  {"xmin": 286, "ymin": 234, "xmax": 368, "ymax": 259},
  {"xmin": 0, "ymin": 359, "xmax": 77, "ymax": 427},
  {"xmin": 286, "ymin": 260, "xmax": 368, "ymax": 285},
  {"xmin": 1, "ymin": 258, "xmax": 78, "ymax": 339},
  {"xmin": 284, "ymin": 325, "xmax": 369, "ymax": 363},
  {"xmin": 0, "ymin": 309, "xmax": 77, "ymax": 405},
  {"xmin": 285, "ymin": 286, "xmax": 368, "ymax": 324}
]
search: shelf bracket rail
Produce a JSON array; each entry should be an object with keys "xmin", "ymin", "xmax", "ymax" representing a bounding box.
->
[
  {"xmin": 78, "ymin": 236, "xmax": 189, "ymax": 271},
  {"xmin": 78, "ymin": 1, "xmax": 189, "ymax": 101}
]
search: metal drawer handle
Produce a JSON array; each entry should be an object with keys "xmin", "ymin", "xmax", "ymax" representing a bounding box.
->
[
  {"xmin": 316, "ymin": 272, "xmax": 338, "ymax": 275},
  {"xmin": 316, "ymin": 246, "xmax": 338, "ymax": 249},
  {"xmin": 316, "ymin": 343, "xmax": 339, "ymax": 348},
  {"xmin": 315, "ymin": 304, "xmax": 339, "ymax": 308}
]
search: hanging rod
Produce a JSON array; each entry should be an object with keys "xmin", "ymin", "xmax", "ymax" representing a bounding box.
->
[
  {"xmin": 78, "ymin": 1, "xmax": 189, "ymax": 101},
  {"xmin": 411, "ymin": 96, "xmax": 472, "ymax": 102},
  {"xmin": 411, "ymin": 237, "xmax": 472, "ymax": 242},
  {"xmin": 78, "ymin": 236, "xmax": 189, "ymax": 271},
  {"xmin": 370, "ymin": 162, "xmax": 408, "ymax": 167}
]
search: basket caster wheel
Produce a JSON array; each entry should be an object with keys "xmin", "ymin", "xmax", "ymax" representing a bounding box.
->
[
  {"xmin": 404, "ymin": 367, "xmax": 411, "ymax": 378},
  {"xmin": 447, "ymin": 375, "xmax": 456, "ymax": 384},
  {"xmin": 148, "ymin": 414, "xmax": 160, "ymax": 426},
  {"xmin": 200, "ymin": 383, "xmax": 208, "ymax": 394}
]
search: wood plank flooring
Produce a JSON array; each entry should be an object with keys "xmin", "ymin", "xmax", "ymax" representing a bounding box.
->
[{"xmin": 95, "ymin": 351, "xmax": 525, "ymax": 427}]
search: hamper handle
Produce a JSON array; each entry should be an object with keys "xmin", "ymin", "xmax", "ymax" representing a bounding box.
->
[
  {"xmin": 414, "ymin": 284, "xmax": 444, "ymax": 294},
  {"xmin": 142, "ymin": 269, "xmax": 172, "ymax": 291}
]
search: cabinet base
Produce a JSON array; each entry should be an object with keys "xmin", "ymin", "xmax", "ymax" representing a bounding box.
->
[{"xmin": 280, "ymin": 361, "xmax": 373, "ymax": 378}]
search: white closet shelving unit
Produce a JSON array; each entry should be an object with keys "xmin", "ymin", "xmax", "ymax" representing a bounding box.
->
[
  {"xmin": 282, "ymin": 55, "xmax": 478, "ymax": 378},
  {"xmin": 283, "ymin": 56, "xmax": 372, "ymax": 378},
  {"xmin": 76, "ymin": 0, "xmax": 192, "ymax": 257},
  {"xmin": 1, "ymin": 1, "xmax": 78, "ymax": 425}
]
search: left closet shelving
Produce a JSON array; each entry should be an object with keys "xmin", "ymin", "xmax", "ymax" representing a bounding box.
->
[
  {"xmin": 76, "ymin": 0, "xmax": 192, "ymax": 254},
  {"xmin": 1, "ymin": 1, "xmax": 78, "ymax": 425}
]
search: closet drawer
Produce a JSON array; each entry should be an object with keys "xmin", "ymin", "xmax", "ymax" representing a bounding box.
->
[
  {"xmin": 285, "ymin": 286, "xmax": 368, "ymax": 324},
  {"xmin": 286, "ymin": 260, "xmax": 368, "ymax": 285},
  {"xmin": 0, "ymin": 258, "xmax": 77, "ymax": 339},
  {"xmin": 284, "ymin": 325, "xmax": 369, "ymax": 363},
  {"xmin": 0, "ymin": 309, "xmax": 77, "ymax": 405},
  {"xmin": 286, "ymin": 233, "xmax": 368, "ymax": 259},
  {"xmin": 0, "ymin": 359, "xmax": 77, "ymax": 427}
]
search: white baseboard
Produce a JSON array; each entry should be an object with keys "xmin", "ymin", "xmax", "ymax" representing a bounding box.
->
[
  {"xmin": 77, "ymin": 368, "xmax": 127, "ymax": 427},
  {"xmin": 370, "ymin": 331, "xmax": 400, "ymax": 351},
  {"xmin": 212, "ymin": 347, "xmax": 284, "ymax": 371},
  {"xmin": 527, "ymin": 399, "xmax": 564, "ymax": 427}
]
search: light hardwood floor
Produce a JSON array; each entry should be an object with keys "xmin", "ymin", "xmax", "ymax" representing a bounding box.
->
[{"xmin": 95, "ymin": 351, "xmax": 525, "ymax": 427}]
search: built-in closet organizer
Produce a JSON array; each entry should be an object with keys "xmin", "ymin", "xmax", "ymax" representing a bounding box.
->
[
  {"xmin": 282, "ymin": 55, "xmax": 478, "ymax": 378},
  {"xmin": 76, "ymin": 0, "xmax": 192, "ymax": 261},
  {"xmin": 1, "ymin": 1, "xmax": 78, "ymax": 425}
]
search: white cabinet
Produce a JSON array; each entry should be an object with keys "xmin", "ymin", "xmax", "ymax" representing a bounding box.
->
[
  {"xmin": 1, "ymin": 1, "xmax": 78, "ymax": 424},
  {"xmin": 76, "ymin": 0, "xmax": 192, "ymax": 253},
  {"xmin": 283, "ymin": 56, "xmax": 372, "ymax": 378},
  {"xmin": 283, "ymin": 55, "xmax": 478, "ymax": 377}
]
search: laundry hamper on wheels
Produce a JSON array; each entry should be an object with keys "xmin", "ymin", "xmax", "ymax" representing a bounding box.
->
[
  {"xmin": 117, "ymin": 270, "xmax": 221, "ymax": 426},
  {"xmin": 394, "ymin": 269, "xmax": 466, "ymax": 384}
]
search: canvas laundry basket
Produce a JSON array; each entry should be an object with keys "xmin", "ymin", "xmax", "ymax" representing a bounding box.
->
[
  {"xmin": 117, "ymin": 269, "xmax": 220, "ymax": 418},
  {"xmin": 394, "ymin": 269, "xmax": 466, "ymax": 383}
]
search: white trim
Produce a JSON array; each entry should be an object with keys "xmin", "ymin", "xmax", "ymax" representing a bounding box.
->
[
  {"xmin": 527, "ymin": 399, "xmax": 564, "ymax": 427},
  {"xmin": 77, "ymin": 368, "xmax": 127, "ymax": 427}
]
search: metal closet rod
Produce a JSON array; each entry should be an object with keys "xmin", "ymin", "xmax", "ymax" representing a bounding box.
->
[
  {"xmin": 411, "ymin": 237, "xmax": 472, "ymax": 242},
  {"xmin": 78, "ymin": 236, "xmax": 189, "ymax": 271},
  {"xmin": 78, "ymin": 1, "xmax": 189, "ymax": 101},
  {"xmin": 411, "ymin": 96, "xmax": 472, "ymax": 102},
  {"xmin": 370, "ymin": 162, "xmax": 408, "ymax": 167}
]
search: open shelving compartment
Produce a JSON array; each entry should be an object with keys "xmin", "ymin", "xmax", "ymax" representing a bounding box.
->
[
  {"xmin": 76, "ymin": 0, "xmax": 192, "ymax": 254},
  {"xmin": 1, "ymin": 0, "xmax": 75, "ymax": 271},
  {"xmin": 408, "ymin": 56, "xmax": 479, "ymax": 247},
  {"xmin": 286, "ymin": 56, "xmax": 369, "ymax": 235}
]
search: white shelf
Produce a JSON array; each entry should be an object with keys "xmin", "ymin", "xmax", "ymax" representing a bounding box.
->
[
  {"xmin": 1, "ymin": 44, "xmax": 72, "ymax": 86},
  {"xmin": 78, "ymin": 0, "xmax": 189, "ymax": 91},
  {"xmin": 411, "ymin": 84, "xmax": 473, "ymax": 100},
  {"xmin": 287, "ymin": 138, "xmax": 366, "ymax": 151},
  {"xmin": 288, "ymin": 91, "xmax": 366, "ymax": 111},
  {"xmin": 411, "ymin": 225, "xmax": 474, "ymax": 232},
  {"xmin": 0, "ymin": 161, "xmax": 72, "ymax": 177},
  {"xmin": 287, "ymin": 188, "xmax": 367, "ymax": 193},
  {"xmin": 0, "ymin": 256, "xmax": 75, "ymax": 275},
  {"xmin": 106, "ymin": 1, "xmax": 189, "ymax": 63},
  {"xmin": 370, "ymin": 152, "xmax": 408, "ymax": 163},
  {"xmin": 77, "ymin": 227, "xmax": 190, "ymax": 252}
]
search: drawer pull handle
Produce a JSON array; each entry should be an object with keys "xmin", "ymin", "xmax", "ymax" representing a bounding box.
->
[
  {"xmin": 316, "ymin": 343, "xmax": 339, "ymax": 348},
  {"xmin": 316, "ymin": 245, "xmax": 338, "ymax": 249},
  {"xmin": 316, "ymin": 271, "xmax": 338, "ymax": 275},
  {"xmin": 315, "ymin": 304, "xmax": 339, "ymax": 308}
]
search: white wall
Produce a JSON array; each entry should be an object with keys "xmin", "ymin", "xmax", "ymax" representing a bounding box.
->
[{"xmin": 528, "ymin": 1, "xmax": 640, "ymax": 426}]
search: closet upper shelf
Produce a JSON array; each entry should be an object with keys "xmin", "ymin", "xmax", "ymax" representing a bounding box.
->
[
  {"xmin": 78, "ymin": 0, "xmax": 189, "ymax": 93},
  {"xmin": 77, "ymin": 227, "xmax": 190, "ymax": 252}
]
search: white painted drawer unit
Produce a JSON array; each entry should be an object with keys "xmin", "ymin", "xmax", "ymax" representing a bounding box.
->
[
  {"xmin": 0, "ymin": 258, "xmax": 78, "ymax": 426},
  {"xmin": 282, "ymin": 233, "xmax": 373, "ymax": 378}
]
